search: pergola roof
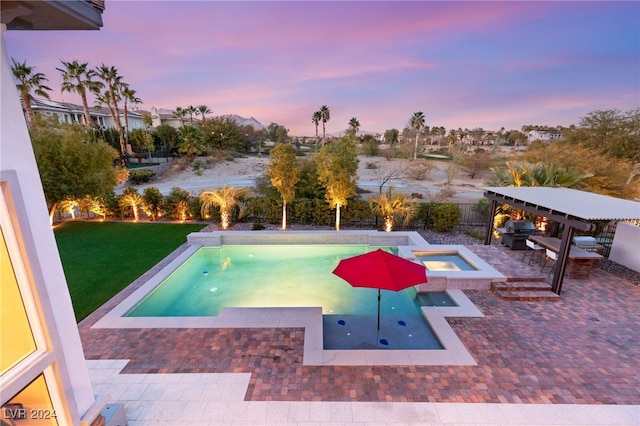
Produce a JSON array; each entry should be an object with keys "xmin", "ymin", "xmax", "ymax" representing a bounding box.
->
[{"xmin": 483, "ymin": 187, "xmax": 640, "ymax": 221}]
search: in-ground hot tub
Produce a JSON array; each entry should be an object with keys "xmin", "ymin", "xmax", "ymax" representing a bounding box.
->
[{"xmin": 399, "ymin": 245, "xmax": 505, "ymax": 291}]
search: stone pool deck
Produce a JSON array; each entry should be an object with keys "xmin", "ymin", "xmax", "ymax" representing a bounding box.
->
[{"xmin": 79, "ymin": 242, "xmax": 640, "ymax": 425}]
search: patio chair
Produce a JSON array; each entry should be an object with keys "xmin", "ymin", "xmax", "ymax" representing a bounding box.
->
[
  {"xmin": 522, "ymin": 238, "xmax": 544, "ymax": 265},
  {"xmin": 540, "ymin": 249, "xmax": 558, "ymax": 276}
]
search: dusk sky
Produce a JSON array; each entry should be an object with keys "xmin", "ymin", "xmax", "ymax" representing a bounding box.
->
[{"xmin": 5, "ymin": 1, "xmax": 639, "ymax": 136}]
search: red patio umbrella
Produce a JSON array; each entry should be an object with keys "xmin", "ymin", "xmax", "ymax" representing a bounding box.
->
[{"xmin": 332, "ymin": 249, "xmax": 428, "ymax": 330}]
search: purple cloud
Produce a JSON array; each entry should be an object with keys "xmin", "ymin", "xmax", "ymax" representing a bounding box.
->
[{"xmin": 4, "ymin": 1, "xmax": 638, "ymax": 135}]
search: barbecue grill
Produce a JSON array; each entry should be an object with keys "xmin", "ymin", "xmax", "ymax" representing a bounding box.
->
[
  {"xmin": 572, "ymin": 236, "xmax": 603, "ymax": 253},
  {"xmin": 499, "ymin": 220, "xmax": 539, "ymax": 250}
]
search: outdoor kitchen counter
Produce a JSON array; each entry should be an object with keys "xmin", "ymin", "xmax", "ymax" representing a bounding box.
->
[{"xmin": 529, "ymin": 236, "xmax": 603, "ymax": 279}]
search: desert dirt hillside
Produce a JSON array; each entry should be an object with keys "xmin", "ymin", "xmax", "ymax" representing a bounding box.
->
[{"xmin": 130, "ymin": 154, "xmax": 490, "ymax": 204}]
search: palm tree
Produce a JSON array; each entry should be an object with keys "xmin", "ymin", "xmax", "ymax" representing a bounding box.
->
[
  {"xmin": 196, "ymin": 105, "xmax": 212, "ymax": 126},
  {"xmin": 172, "ymin": 106, "xmax": 186, "ymax": 127},
  {"xmin": 319, "ymin": 105, "xmax": 330, "ymax": 145},
  {"xmin": 176, "ymin": 125, "xmax": 204, "ymax": 158},
  {"xmin": 348, "ymin": 117, "xmax": 361, "ymax": 135},
  {"xmin": 121, "ymin": 85, "xmax": 141, "ymax": 139},
  {"xmin": 95, "ymin": 64, "xmax": 127, "ymax": 160},
  {"xmin": 185, "ymin": 105, "xmax": 197, "ymax": 126},
  {"xmin": 370, "ymin": 192, "xmax": 418, "ymax": 232},
  {"xmin": 10, "ymin": 58, "xmax": 52, "ymax": 124},
  {"xmin": 119, "ymin": 187, "xmax": 144, "ymax": 222},
  {"xmin": 311, "ymin": 110, "xmax": 321, "ymax": 150},
  {"xmin": 57, "ymin": 60, "xmax": 101, "ymax": 128},
  {"xmin": 410, "ymin": 111, "xmax": 425, "ymax": 160},
  {"xmin": 200, "ymin": 185, "xmax": 251, "ymax": 230}
]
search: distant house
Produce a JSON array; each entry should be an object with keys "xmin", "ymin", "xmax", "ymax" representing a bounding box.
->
[
  {"xmin": 149, "ymin": 106, "xmax": 188, "ymax": 128},
  {"xmin": 27, "ymin": 97, "xmax": 146, "ymax": 131},
  {"xmin": 527, "ymin": 129, "xmax": 562, "ymax": 142}
]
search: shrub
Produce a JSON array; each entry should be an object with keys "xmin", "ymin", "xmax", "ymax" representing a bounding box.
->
[
  {"xmin": 361, "ymin": 139, "xmax": 379, "ymax": 156},
  {"xmin": 464, "ymin": 228, "xmax": 485, "ymax": 240},
  {"xmin": 192, "ymin": 158, "xmax": 206, "ymax": 171},
  {"xmin": 142, "ymin": 187, "xmax": 164, "ymax": 220},
  {"xmin": 163, "ymin": 187, "xmax": 192, "ymax": 221},
  {"xmin": 129, "ymin": 169, "xmax": 156, "ymax": 184},
  {"xmin": 252, "ymin": 223, "xmax": 266, "ymax": 230},
  {"xmin": 365, "ymin": 161, "xmax": 378, "ymax": 169},
  {"xmin": 417, "ymin": 202, "xmax": 461, "ymax": 232},
  {"xmin": 405, "ymin": 160, "xmax": 434, "ymax": 180}
]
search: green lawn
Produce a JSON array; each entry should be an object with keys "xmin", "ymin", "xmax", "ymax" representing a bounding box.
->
[{"xmin": 54, "ymin": 221, "xmax": 205, "ymax": 322}]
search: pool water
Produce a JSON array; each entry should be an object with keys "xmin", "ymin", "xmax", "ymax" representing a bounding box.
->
[
  {"xmin": 416, "ymin": 253, "xmax": 477, "ymax": 271},
  {"xmin": 323, "ymin": 314, "xmax": 444, "ymax": 350},
  {"xmin": 126, "ymin": 245, "xmax": 434, "ymax": 317}
]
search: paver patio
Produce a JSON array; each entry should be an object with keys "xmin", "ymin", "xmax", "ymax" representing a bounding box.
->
[{"xmin": 79, "ymin": 241, "xmax": 639, "ymax": 423}]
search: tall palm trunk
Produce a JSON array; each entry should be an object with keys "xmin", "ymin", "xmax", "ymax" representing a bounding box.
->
[
  {"xmin": 123, "ymin": 100, "xmax": 130, "ymax": 140},
  {"xmin": 79, "ymin": 88, "xmax": 93, "ymax": 127},
  {"xmin": 21, "ymin": 92, "xmax": 34, "ymax": 124},
  {"xmin": 107, "ymin": 88, "xmax": 126, "ymax": 160}
]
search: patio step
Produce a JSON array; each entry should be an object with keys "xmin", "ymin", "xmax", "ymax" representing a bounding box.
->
[
  {"xmin": 491, "ymin": 281, "xmax": 560, "ymax": 301},
  {"xmin": 491, "ymin": 281, "xmax": 553, "ymax": 292},
  {"xmin": 505, "ymin": 275, "xmax": 547, "ymax": 282}
]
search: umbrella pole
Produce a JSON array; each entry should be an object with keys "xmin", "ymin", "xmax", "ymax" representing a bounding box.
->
[{"xmin": 377, "ymin": 289, "xmax": 381, "ymax": 331}]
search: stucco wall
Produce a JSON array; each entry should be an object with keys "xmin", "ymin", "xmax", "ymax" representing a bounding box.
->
[
  {"xmin": 1, "ymin": 35, "xmax": 99, "ymax": 423},
  {"xmin": 609, "ymin": 222, "xmax": 640, "ymax": 273}
]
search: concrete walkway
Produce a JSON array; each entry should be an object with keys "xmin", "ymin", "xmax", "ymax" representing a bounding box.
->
[{"xmin": 88, "ymin": 359, "xmax": 638, "ymax": 425}]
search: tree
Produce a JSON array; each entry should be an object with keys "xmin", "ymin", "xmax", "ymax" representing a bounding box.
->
[
  {"xmin": 121, "ymin": 85, "xmax": 141, "ymax": 139},
  {"xmin": 141, "ymin": 187, "xmax": 164, "ymax": 220},
  {"xmin": 319, "ymin": 105, "xmax": 331, "ymax": 145},
  {"xmin": 128, "ymin": 128, "xmax": 155, "ymax": 157},
  {"xmin": 29, "ymin": 117, "xmax": 119, "ymax": 224},
  {"xmin": 506, "ymin": 130, "xmax": 527, "ymax": 146},
  {"xmin": 348, "ymin": 117, "xmax": 361, "ymax": 136},
  {"xmin": 57, "ymin": 59, "xmax": 100, "ymax": 128},
  {"xmin": 177, "ymin": 125, "xmax": 204, "ymax": 158},
  {"xmin": 153, "ymin": 124, "xmax": 179, "ymax": 155},
  {"xmin": 316, "ymin": 137, "xmax": 359, "ymax": 230},
  {"xmin": 456, "ymin": 149, "xmax": 493, "ymax": 179},
  {"xmin": 384, "ymin": 128, "xmax": 399, "ymax": 145},
  {"xmin": 488, "ymin": 161, "xmax": 592, "ymax": 188},
  {"xmin": 268, "ymin": 143, "xmax": 300, "ymax": 230},
  {"xmin": 311, "ymin": 110, "xmax": 321, "ymax": 148},
  {"xmin": 564, "ymin": 108, "xmax": 640, "ymax": 163},
  {"xmin": 202, "ymin": 116, "xmax": 247, "ymax": 152},
  {"xmin": 185, "ymin": 105, "xmax": 197, "ymax": 126},
  {"xmin": 265, "ymin": 122, "xmax": 289, "ymax": 144},
  {"xmin": 370, "ymin": 192, "xmax": 418, "ymax": 232},
  {"xmin": 119, "ymin": 187, "xmax": 144, "ymax": 221},
  {"xmin": 172, "ymin": 107, "xmax": 186, "ymax": 126},
  {"xmin": 200, "ymin": 185, "xmax": 250, "ymax": 230},
  {"xmin": 521, "ymin": 140, "xmax": 640, "ymax": 199},
  {"xmin": 10, "ymin": 58, "xmax": 52, "ymax": 125},
  {"xmin": 196, "ymin": 105, "xmax": 212, "ymax": 126},
  {"xmin": 95, "ymin": 64, "xmax": 127, "ymax": 161},
  {"xmin": 410, "ymin": 111, "xmax": 425, "ymax": 160}
]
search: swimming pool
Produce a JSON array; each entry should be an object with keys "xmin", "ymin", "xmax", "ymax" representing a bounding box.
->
[
  {"xmin": 127, "ymin": 245, "xmax": 427, "ymax": 317},
  {"xmin": 95, "ymin": 231, "xmax": 488, "ymax": 365}
]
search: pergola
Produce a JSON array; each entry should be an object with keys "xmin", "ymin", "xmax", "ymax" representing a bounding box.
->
[{"xmin": 483, "ymin": 187, "xmax": 640, "ymax": 295}]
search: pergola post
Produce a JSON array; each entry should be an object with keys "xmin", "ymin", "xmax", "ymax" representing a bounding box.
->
[
  {"xmin": 484, "ymin": 199, "xmax": 498, "ymax": 245},
  {"xmin": 551, "ymin": 225, "xmax": 575, "ymax": 295}
]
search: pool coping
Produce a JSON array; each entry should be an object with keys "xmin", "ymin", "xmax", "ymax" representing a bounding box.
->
[{"xmin": 91, "ymin": 231, "xmax": 487, "ymax": 366}]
